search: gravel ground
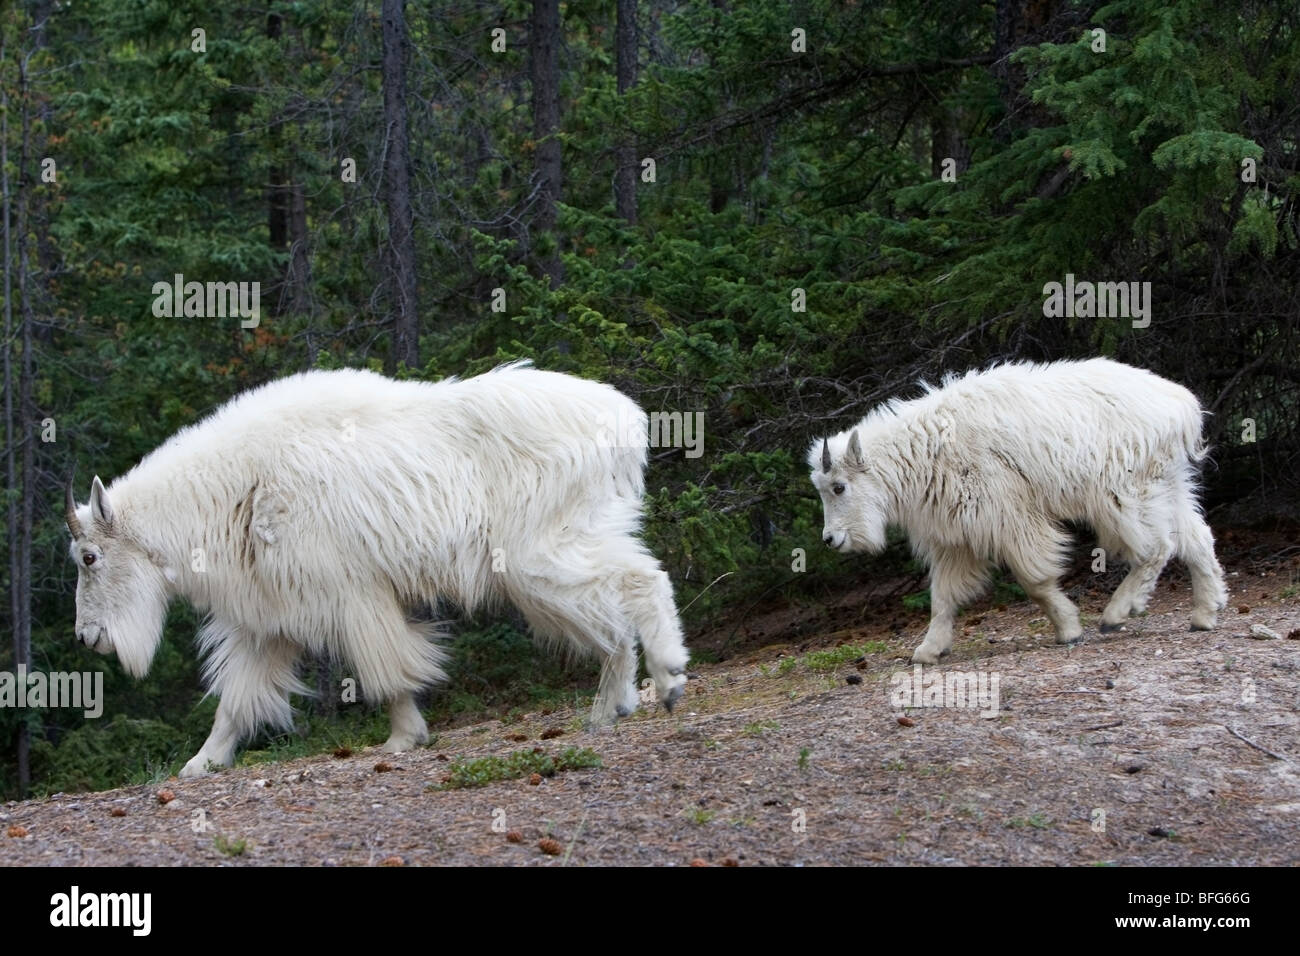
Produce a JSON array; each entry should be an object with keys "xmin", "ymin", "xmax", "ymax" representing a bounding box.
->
[{"xmin": 3, "ymin": 560, "xmax": 1298, "ymax": 867}]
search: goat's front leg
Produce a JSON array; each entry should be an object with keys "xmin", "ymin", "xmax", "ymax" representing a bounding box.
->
[
  {"xmin": 382, "ymin": 692, "xmax": 429, "ymax": 752},
  {"xmin": 181, "ymin": 695, "xmax": 243, "ymax": 778},
  {"xmin": 181, "ymin": 633, "xmax": 301, "ymax": 777},
  {"xmin": 912, "ymin": 549, "xmax": 989, "ymax": 665}
]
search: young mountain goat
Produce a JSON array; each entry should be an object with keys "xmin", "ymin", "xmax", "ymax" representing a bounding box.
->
[
  {"xmin": 67, "ymin": 363, "xmax": 688, "ymax": 776},
  {"xmin": 810, "ymin": 358, "xmax": 1228, "ymax": 664}
]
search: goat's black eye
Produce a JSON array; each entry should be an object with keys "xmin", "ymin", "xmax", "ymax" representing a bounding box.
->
[
  {"xmin": 82, "ymin": 552, "xmax": 96, "ymax": 567},
  {"xmin": 832, "ymin": 482, "xmax": 846, "ymax": 496}
]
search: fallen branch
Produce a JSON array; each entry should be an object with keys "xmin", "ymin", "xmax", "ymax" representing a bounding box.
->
[{"xmin": 1225, "ymin": 725, "xmax": 1290, "ymax": 762}]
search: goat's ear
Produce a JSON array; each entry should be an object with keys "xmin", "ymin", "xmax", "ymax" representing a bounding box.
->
[
  {"xmin": 90, "ymin": 475, "xmax": 115, "ymax": 527},
  {"xmin": 847, "ymin": 430, "xmax": 864, "ymax": 467}
]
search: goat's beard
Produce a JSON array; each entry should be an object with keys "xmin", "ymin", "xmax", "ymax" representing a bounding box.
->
[{"xmin": 100, "ymin": 581, "xmax": 168, "ymax": 679}]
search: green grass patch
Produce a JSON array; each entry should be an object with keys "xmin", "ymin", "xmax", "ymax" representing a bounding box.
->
[
  {"xmin": 1005, "ymin": 812, "xmax": 1053, "ymax": 830},
  {"xmin": 802, "ymin": 642, "xmax": 888, "ymax": 671},
  {"xmin": 431, "ymin": 746, "xmax": 601, "ymax": 790},
  {"xmin": 683, "ymin": 807, "xmax": 716, "ymax": 825},
  {"xmin": 767, "ymin": 642, "xmax": 889, "ymax": 679},
  {"xmin": 238, "ymin": 709, "xmax": 395, "ymax": 768},
  {"xmin": 213, "ymin": 834, "xmax": 249, "ymax": 857}
]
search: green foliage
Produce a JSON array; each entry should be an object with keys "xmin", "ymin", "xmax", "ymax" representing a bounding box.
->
[
  {"xmin": 435, "ymin": 621, "xmax": 596, "ymax": 716},
  {"xmin": 28, "ymin": 715, "xmax": 193, "ymax": 796},
  {"xmin": 994, "ymin": 578, "xmax": 1029, "ymax": 605},
  {"xmin": 902, "ymin": 591, "xmax": 932, "ymax": 612}
]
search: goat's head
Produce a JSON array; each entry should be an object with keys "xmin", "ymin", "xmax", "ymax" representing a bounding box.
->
[
  {"xmin": 66, "ymin": 476, "xmax": 167, "ymax": 678},
  {"xmin": 808, "ymin": 430, "xmax": 888, "ymax": 554}
]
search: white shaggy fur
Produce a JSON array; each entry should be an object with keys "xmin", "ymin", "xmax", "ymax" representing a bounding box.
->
[
  {"xmin": 67, "ymin": 363, "xmax": 689, "ymax": 776},
  {"xmin": 809, "ymin": 358, "xmax": 1228, "ymax": 664}
]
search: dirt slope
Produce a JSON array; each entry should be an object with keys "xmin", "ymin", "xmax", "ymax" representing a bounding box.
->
[{"xmin": 3, "ymin": 564, "xmax": 1298, "ymax": 867}]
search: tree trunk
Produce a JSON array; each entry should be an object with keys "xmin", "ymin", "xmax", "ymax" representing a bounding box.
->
[
  {"xmin": 28, "ymin": 0, "xmax": 53, "ymax": 347},
  {"xmin": 382, "ymin": 0, "xmax": 419, "ymax": 371},
  {"xmin": 614, "ymin": 0, "xmax": 638, "ymax": 225},
  {"xmin": 266, "ymin": 10, "xmax": 314, "ymax": 321},
  {"xmin": 930, "ymin": 108, "xmax": 969, "ymax": 180},
  {"xmin": 1, "ymin": 33, "xmax": 23, "ymax": 795},
  {"xmin": 289, "ymin": 181, "xmax": 311, "ymax": 315},
  {"xmin": 267, "ymin": 167, "xmax": 289, "ymax": 252},
  {"xmin": 530, "ymin": 0, "xmax": 564, "ymax": 287},
  {"xmin": 11, "ymin": 45, "xmax": 36, "ymax": 797},
  {"xmin": 991, "ymin": 0, "xmax": 1022, "ymax": 142},
  {"xmin": 267, "ymin": 14, "xmax": 289, "ymax": 256}
]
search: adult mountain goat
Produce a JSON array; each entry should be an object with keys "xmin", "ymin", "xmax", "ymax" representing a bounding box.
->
[
  {"xmin": 810, "ymin": 359, "xmax": 1228, "ymax": 664},
  {"xmin": 66, "ymin": 363, "xmax": 689, "ymax": 776}
]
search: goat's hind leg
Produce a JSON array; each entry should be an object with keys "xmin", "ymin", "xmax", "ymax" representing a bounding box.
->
[
  {"xmin": 1099, "ymin": 543, "xmax": 1174, "ymax": 632},
  {"xmin": 1097, "ymin": 495, "xmax": 1175, "ymax": 632},
  {"xmin": 505, "ymin": 538, "xmax": 688, "ymax": 723},
  {"xmin": 1004, "ymin": 522, "xmax": 1081, "ymax": 646},
  {"xmin": 504, "ymin": 551, "xmax": 641, "ymax": 727},
  {"xmin": 1175, "ymin": 498, "xmax": 1228, "ymax": 631}
]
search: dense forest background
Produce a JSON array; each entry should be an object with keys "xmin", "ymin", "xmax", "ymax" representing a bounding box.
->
[{"xmin": 2, "ymin": 0, "xmax": 1296, "ymax": 798}]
